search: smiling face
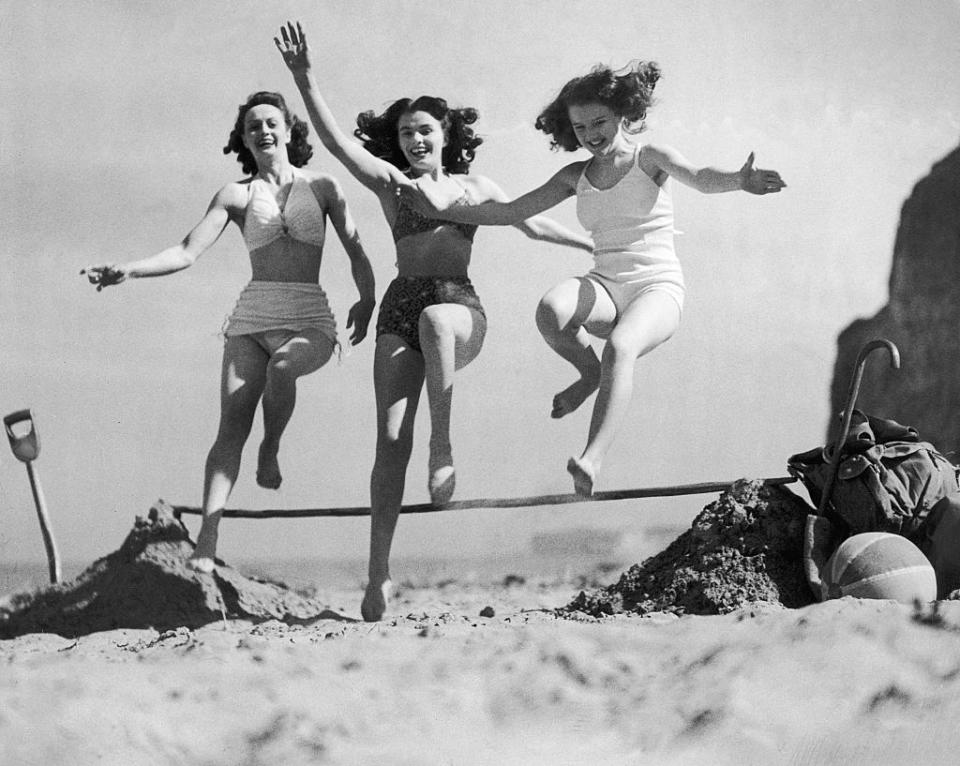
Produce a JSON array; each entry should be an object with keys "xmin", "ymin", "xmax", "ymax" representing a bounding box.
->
[
  {"xmin": 567, "ymin": 102, "xmax": 624, "ymax": 157},
  {"xmin": 242, "ymin": 104, "xmax": 291, "ymax": 163},
  {"xmin": 397, "ymin": 110, "xmax": 446, "ymax": 174}
]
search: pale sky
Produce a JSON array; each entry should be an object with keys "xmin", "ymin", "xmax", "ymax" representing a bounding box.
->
[{"xmin": 2, "ymin": 0, "xmax": 959, "ymax": 568}]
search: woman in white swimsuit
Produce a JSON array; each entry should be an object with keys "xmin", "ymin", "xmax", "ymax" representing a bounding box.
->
[
  {"xmin": 82, "ymin": 90, "xmax": 375, "ymax": 572},
  {"xmin": 406, "ymin": 60, "xmax": 786, "ymax": 496}
]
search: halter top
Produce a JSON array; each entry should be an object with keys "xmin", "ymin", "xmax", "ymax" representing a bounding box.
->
[
  {"xmin": 242, "ymin": 171, "xmax": 326, "ymax": 252},
  {"xmin": 392, "ymin": 183, "xmax": 478, "ymax": 244}
]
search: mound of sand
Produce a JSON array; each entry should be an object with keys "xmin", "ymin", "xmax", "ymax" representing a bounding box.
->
[
  {"xmin": 0, "ymin": 501, "xmax": 333, "ymax": 639},
  {"xmin": 566, "ymin": 479, "xmax": 816, "ymax": 617}
]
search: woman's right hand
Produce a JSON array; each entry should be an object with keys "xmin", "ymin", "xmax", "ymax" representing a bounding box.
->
[
  {"xmin": 274, "ymin": 21, "xmax": 311, "ymax": 74},
  {"xmin": 80, "ymin": 264, "xmax": 128, "ymax": 291}
]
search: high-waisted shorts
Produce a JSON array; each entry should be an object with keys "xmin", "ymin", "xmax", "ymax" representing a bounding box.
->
[{"xmin": 376, "ymin": 275, "xmax": 485, "ymax": 353}]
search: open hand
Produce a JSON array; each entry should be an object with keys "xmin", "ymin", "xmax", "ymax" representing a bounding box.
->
[
  {"xmin": 80, "ymin": 264, "xmax": 128, "ymax": 291},
  {"xmin": 274, "ymin": 21, "xmax": 311, "ymax": 73},
  {"xmin": 346, "ymin": 299, "xmax": 375, "ymax": 345},
  {"xmin": 739, "ymin": 152, "xmax": 786, "ymax": 195}
]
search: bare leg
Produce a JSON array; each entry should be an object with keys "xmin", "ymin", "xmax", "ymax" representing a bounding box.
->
[
  {"xmin": 535, "ymin": 278, "xmax": 606, "ymax": 419},
  {"xmin": 189, "ymin": 336, "xmax": 268, "ymax": 571},
  {"xmin": 418, "ymin": 304, "xmax": 486, "ymax": 505},
  {"xmin": 257, "ymin": 329, "xmax": 334, "ymax": 489},
  {"xmin": 363, "ymin": 335, "xmax": 424, "ymax": 621},
  {"xmin": 570, "ymin": 290, "xmax": 681, "ymax": 496}
]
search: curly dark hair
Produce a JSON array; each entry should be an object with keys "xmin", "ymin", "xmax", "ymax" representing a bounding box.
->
[
  {"xmin": 354, "ymin": 95, "xmax": 483, "ymax": 175},
  {"xmin": 223, "ymin": 91, "xmax": 313, "ymax": 176},
  {"xmin": 535, "ymin": 60, "xmax": 661, "ymax": 152}
]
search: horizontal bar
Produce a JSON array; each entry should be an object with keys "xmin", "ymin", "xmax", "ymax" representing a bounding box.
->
[{"xmin": 171, "ymin": 476, "xmax": 797, "ymax": 520}]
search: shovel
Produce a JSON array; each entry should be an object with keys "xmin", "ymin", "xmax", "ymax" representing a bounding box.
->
[{"xmin": 4, "ymin": 409, "xmax": 61, "ymax": 584}]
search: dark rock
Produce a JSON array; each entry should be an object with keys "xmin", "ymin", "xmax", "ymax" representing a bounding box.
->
[{"xmin": 830, "ymin": 144, "xmax": 960, "ymax": 452}]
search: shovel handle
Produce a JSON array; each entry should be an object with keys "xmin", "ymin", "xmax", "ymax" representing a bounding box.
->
[{"xmin": 4, "ymin": 408, "xmax": 40, "ymax": 462}]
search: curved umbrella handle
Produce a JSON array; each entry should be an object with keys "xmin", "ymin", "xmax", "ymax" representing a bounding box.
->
[{"xmin": 817, "ymin": 339, "xmax": 901, "ymax": 516}]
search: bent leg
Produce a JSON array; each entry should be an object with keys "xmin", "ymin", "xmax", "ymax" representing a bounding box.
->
[
  {"xmin": 418, "ymin": 304, "xmax": 486, "ymax": 504},
  {"xmin": 536, "ymin": 278, "xmax": 613, "ymax": 418},
  {"xmin": 570, "ymin": 290, "xmax": 680, "ymax": 496},
  {"xmin": 189, "ymin": 336, "xmax": 268, "ymax": 571},
  {"xmin": 364, "ymin": 334, "xmax": 425, "ymax": 621},
  {"xmin": 258, "ymin": 328, "xmax": 335, "ymax": 489}
]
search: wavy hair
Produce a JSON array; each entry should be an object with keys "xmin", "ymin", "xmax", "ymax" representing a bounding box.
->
[
  {"xmin": 223, "ymin": 91, "xmax": 313, "ymax": 176},
  {"xmin": 535, "ymin": 60, "xmax": 661, "ymax": 152},
  {"xmin": 354, "ymin": 96, "xmax": 483, "ymax": 174}
]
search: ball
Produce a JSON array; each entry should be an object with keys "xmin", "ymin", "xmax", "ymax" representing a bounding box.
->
[{"xmin": 822, "ymin": 532, "xmax": 937, "ymax": 603}]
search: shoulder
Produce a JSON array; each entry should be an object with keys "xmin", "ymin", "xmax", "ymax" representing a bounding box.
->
[
  {"xmin": 457, "ymin": 173, "xmax": 501, "ymax": 199},
  {"xmin": 302, "ymin": 169, "xmax": 344, "ymax": 192},
  {"xmin": 555, "ymin": 160, "xmax": 589, "ymax": 187},
  {"xmin": 212, "ymin": 179, "xmax": 251, "ymax": 210}
]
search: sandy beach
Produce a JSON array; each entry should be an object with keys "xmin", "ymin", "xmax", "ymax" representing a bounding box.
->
[
  {"xmin": 4, "ymin": 582, "xmax": 960, "ymax": 765},
  {"xmin": 4, "ymin": 490, "xmax": 960, "ymax": 766}
]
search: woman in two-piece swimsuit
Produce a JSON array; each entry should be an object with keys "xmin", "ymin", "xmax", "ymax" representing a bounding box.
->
[
  {"xmin": 276, "ymin": 22, "xmax": 592, "ymax": 621},
  {"xmin": 82, "ymin": 90, "xmax": 375, "ymax": 572},
  {"xmin": 406, "ymin": 59, "xmax": 786, "ymax": 497}
]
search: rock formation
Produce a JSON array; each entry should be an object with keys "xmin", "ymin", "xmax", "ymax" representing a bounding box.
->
[
  {"xmin": 830, "ymin": 144, "xmax": 960, "ymax": 454},
  {"xmin": 0, "ymin": 501, "xmax": 337, "ymax": 638}
]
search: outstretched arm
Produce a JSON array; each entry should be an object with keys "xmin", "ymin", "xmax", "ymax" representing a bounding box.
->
[
  {"xmin": 644, "ymin": 145, "xmax": 786, "ymax": 195},
  {"xmin": 275, "ymin": 22, "xmax": 403, "ymax": 198},
  {"xmin": 401, "ymin": 163, "xmax": 583, "ymax": 228},
  {"xmin": 81, "ymin": 187, "xmax": 237, "ymax": 290},
  {"xmin": 477, "ymin": 176, "xmax": 593, "ymax": 252},
  {"xmin": 319, "ymin": 176, "xmax": 376, "ymax": 345}
]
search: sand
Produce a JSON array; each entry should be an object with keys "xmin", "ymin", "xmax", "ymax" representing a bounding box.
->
[{"xmin": 4, "ymin": 492, "xmax": 960, "ymax": 765}]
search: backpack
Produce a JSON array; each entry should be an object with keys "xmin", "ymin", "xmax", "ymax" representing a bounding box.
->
[
  {"xmin": 788, "ymin": 411, "xmax": 960, "ymax": 600},
  {"xmin": 787, "ymin": 411, "xmax": 960, "ymax": 542}
]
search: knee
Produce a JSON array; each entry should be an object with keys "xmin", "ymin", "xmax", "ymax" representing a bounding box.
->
[
  {"xmin": 375, "ymin": 431, "xmax": 414, "ymax": 467},
  {"xmin": 603, "ymin": 330, "xmax": 640, "ymax": 364},
  {"xmin": 536, "ymin": 288, "xmax": 582, "ymax": 335}
]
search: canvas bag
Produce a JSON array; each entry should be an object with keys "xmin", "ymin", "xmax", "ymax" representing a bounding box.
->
[{"xmin": 787, "ymin": 411, "xmax": 960, "ymax": 541}]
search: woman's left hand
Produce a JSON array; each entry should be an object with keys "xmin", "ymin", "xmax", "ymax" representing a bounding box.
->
[
  {"xmin": 739, "ymin": 152, "xmax": 787, "ymax": 194},
  {"xmin": 346, "ymin": 298, "xmax": 375, "ymax": 345}
]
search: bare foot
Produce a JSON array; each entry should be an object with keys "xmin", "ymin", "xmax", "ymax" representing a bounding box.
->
[
  {"xmin": 256, "ymin": 441, "xmax": 282, "ymax": 490},
  {"xmin": 567, "ymin": 456, "xmax": 597, "ymax": 496},
  {"xmin": 361, "ymin": 579, "xmax": 393, "ymax": 622},
  {"xmin": 188, "ymin": 514, "xmax": 221, "ymax": 573},
  {"xmin": 428, "ymin": 450, "xmax": 456, "ymax": 505},
  {"xmin": 186, "ymin": 555, "xmax": 216, "ymax": 574},
  {"xmin": 551, "ymin": 374, "xmax": 600, "ymax": 419}
]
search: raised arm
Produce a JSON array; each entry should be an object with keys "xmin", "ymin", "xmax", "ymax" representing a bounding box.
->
[
  {"xmin": 81, "ymin": 186, "xmax": 239, "ymax": 290},
  {"xmin": 317, "ymin": 175, "xmax": 376, "ymax": 345},
  {"xmin": 644, "ymin": 144, "xmax": 786, "ymax": 195},
  {"xmin": 275, "ymin": 22, "xmax": 403, "ymax": 198}
]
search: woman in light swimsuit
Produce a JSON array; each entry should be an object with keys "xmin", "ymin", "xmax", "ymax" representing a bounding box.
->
[
  {"xmin": 405, "ymin": 60, "xmax": 786, "ymax": 496},
  {"xmin": 82, "ymin": 90, "xmax": 375, "ymax": 572},
  {"xmin": 275, "ymin": 22, "xmax": 593, "ymax": 621}
]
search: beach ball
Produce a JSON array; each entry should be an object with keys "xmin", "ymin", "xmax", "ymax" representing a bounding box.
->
[{"xmin": 822, "ymin": 532, "xmax": 937, "ymax": 603}]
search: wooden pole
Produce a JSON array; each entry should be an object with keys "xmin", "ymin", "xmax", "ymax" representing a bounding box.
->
[{"xmin": 172, "ymin": 476, "xmax": 797, "ymax": 520}]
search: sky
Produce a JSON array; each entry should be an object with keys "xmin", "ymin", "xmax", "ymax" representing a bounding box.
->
[{"xmin": 1, "ymin": 0, "xmax": 959, "ymax": 572}]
